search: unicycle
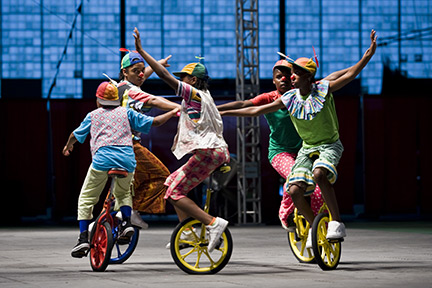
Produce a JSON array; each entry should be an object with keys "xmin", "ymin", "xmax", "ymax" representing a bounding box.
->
[
  {"xmin": 89, "ymin": 168, "xmax": 131, "ymax": 272},
  {"xmin": 311, "ymin": 207, "xmax": 342, "ymax": 270},
  {"xmin": 169, "ymin": 164, "xmax": 233, "ymax": 274},
  {"xmin": 287, "ymin": 203, "xmax": 342, "ymax": 270}
]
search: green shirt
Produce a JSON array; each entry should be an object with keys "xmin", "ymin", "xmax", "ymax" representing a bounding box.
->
[
  {"xmin": 281, "ymin": 81, "xmax": 339, "ymax": 149},
  {"xmin": 250, "ymin": 90, "xmax": 302, "ymax": 162},
  {"xmin": 265, "ymin": 109, "xmax": 302, "ymax": 161}
]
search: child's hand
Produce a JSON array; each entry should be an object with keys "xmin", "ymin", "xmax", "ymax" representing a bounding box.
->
[
  {"xmin": 62, "ymin": 145, "xmax": 73, "ymax": 156},
  {"xmin": 133, "ymin": 27, "xmax": 143, "ymax": 52},
  {"xmin": 365, "ymin": 29, "xmax": 377, "ymax": 57},
  {"xmin": 172, "ymin": 107, "xmax": 180, "ymax": 117},
  {"xmin": 159, "ymin": 55, "xmax": 172, "ymax": 68}
]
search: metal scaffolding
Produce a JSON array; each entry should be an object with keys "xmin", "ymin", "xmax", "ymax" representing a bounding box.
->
[{"xmin": 235, "ymin": 0, "xmax": 261, "ymax": 224}]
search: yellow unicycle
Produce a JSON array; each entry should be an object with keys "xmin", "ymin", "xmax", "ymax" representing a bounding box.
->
[
  {"xmin": 311, "ymin": 207, "xmax": 342, "ymax": 270},
  {"xmin": 169, "ymin": 164, "xmax": 233, "ymax": 274},
  {"xmin": 288, "ymin": 203, "xmax": 342, "ymax": 270}
]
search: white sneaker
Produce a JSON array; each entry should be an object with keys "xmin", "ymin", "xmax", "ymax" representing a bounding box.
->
[
  {"xmin": 326, "ymin": 221, "xmax": 346, "ymax": 240},
  {"xmin": 207, "ymin": 217, "xmax": 228, "ymax": 252},
  {"xmin": 305, "ymin": 228, "xmax": 312, "ymax": 249},
  {"xmin": 165, "ymin": 228, "xmax": 196, "ymax": 249}
]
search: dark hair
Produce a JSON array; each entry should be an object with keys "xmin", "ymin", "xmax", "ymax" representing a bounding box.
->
[
  {"xmin": 118, "ymin": 59, "xmax": 143, "ymax": 81},
  {"xmin": 118, "ymin": 67, "xmax": 127, "ymax": 81},
  {"xmin": 193, "ymin": 76, "xmax": 210, "ymax": 92}
]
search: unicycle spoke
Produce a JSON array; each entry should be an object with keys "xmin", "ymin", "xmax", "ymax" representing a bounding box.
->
[
  {"xmin": 312, "ymin": 212, "xmax": 342, "ymax": 270},
  {"xmin": 171, "ymin": 218, "xmax": 233, "ymax": 274}
]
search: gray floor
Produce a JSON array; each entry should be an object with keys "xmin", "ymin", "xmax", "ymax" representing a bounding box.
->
[{"xmin": 1, "ymin": 222, "xmax": 431, "ymax": 288}]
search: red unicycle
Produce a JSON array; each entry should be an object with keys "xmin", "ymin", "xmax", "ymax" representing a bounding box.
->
[{"xmin": 89, "ymin": 168, "xmax": 128, "ymax": 272}]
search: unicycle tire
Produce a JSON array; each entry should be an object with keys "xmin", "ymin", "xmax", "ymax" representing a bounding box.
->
[
  {"xmin": 89, "ymin": 221, "xmax": 113, "ymax": 272},
  {"xmin": 287, "ymin": 209, "xmax": 315, "ymax": 263},
  {"xmin": 170, "ymin": 217, "xmax": 233, "ymax": 274},
  {"xmin": 311, "ymin": 213, "xmax": 342, "ymax": 270},
  {"xmin": 110, "ymin": 226, "xmax": 140, "ymax": 264}
]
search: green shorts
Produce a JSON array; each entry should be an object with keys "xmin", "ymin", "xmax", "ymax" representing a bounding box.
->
[{"xmin": 288, "ymin": 139, "xmax": 344, "ymax": 196}]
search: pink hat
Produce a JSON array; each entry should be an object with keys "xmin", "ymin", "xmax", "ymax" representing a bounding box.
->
[{"xmin": 273, "ymin": 59, "xmax": 292, "ymax": 71}]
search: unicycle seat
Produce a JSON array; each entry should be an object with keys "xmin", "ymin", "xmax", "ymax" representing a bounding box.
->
[
  {"xmin": 217, "ymin": 163, "xmax": 231, "ymax": 173},
  {"xmin": 108, "ymin": 168, "xmax": 128, "ymax": 178}
]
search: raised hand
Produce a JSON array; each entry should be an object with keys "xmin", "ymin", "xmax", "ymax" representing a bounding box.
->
[
  {"xmin": 133, "ymin": 27, "xmax": 143, "ymax": 52},
  {"xmin": 159, "ymin": 55, "xmax": 172, "ymax": 68},
  {"xmin": 365, "ymin": 29, "xmax": 377, "ymax": 58}
]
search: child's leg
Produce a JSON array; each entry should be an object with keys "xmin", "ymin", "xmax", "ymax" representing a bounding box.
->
[
  {"xmin": 73, "ymin": 165, "xmax": 108, "ymax": 257},
  {"xmin": 311, "ymin": 140, "xmax": 344, "ymax": 222},
  {"xmin": 288, "ymin": 182, "xmax": 314, "ymax": 224},
  {"xmin": 286, "ymin": 148, "xmax": 317, "ymax": 225},
  {"xmin": 313, "ymin": 168, "xmax": 341, "ymax": 221},
  {"xmin": 271, "ymin": 152, "xmax": 296, "ymax": 225},
  {"xmin": 164, "ymin": 148, "xmax": 229, "ymax": 223},
  {"xmin": 77, "ymin": 165, "xmax": 109, "ymax": 221},
  {"xmin": 168, "ymin": 197, "xmax": 213, "ymax": 225},
  {"xmin": 112, "ymin": 172, "xmax": 135, "ymax": 243},
  {"xmin": 310, "ymin": 185, "xmax": 324, "ymax": 215},
  {"xmin": 112, "ymin": 171, "xmax": 134, "ymax": 215},
  {"xmin": 311, "ymin": 140, "xmax": 345, "ymax": 239},
  {"xmin": 79, "ymin": 220, "xmax": 91, "ymax": 233}
]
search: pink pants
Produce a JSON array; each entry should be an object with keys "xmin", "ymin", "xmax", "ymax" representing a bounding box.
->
[
  {"xmin": 271, "ymin": 152, "xmax": 324, "ymax": 224},
  {"xmin": 164, "ymin": 147, "xmax": 230, "ymax": 200}
]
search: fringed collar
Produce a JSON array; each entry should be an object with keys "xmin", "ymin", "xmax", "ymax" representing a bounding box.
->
[{"xmin": 281, "ymin": 80, "xmax": 329, "ymax": 120}]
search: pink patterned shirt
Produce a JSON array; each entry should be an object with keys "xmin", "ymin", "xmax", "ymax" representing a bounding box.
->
[{"xmin": 89, "ymin": 107, "xmax": 133, "ymax": 157}]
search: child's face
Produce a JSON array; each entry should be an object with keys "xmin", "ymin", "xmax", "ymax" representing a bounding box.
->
[
  {"xmin": 291, "ymin": 66, "xmax": 312, "ymax": 89},
  {"xmin": 123, "ymin": 62, "xmax": 146, "ymax": 87},
  {"xmin": 273, "ymin": 67, "xmax": 292, "ymax": 94},
  {"xmin": 180, "ymin": 74, "xmax": 197, "ymax": 86}
]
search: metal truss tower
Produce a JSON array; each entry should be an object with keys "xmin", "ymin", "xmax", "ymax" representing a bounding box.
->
[{"xmin": 235, "ymin": 0, "xmax": 261, "ymax": 224}]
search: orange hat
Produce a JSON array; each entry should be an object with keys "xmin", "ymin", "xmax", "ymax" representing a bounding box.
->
[
  {"xmin": 273, "ymin": 59, "xmax": 292, "ymax": 72},
  {"xmin": 96, "ymin": 82, "xmax": 120, "ymax": 107},
  {"xmin": 291, "ymin": 57, "xmax": 317, "ymax": 76}
]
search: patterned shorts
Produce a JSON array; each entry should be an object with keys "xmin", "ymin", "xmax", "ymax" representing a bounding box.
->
[
  {"xmin": 164, "ymin": 147, "xmax": 230, "ymax": 200},
  {"xmin": 288, "ymin": 139, "xmax": 344, "ymax": 196}
]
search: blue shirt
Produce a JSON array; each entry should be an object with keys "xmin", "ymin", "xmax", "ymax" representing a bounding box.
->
[{"xmin": 73, "ymin": 108, "xmax": 154, "ymax": 172}]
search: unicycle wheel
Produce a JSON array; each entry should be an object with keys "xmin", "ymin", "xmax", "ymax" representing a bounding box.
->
[
  {"xmin": 170, "ymin": 218, "xmax": 233, "ymax": 274},
  {"xmin": 89, "ymin": 221, "xmax": 113, "ymax": 272},
  {"xmin": 110, "ymin": 226, "xmax": 139, "ymax": 264},
  {"xmin": 287, "ymin": 209, "xmax": 315, "ymax": 263},
  {"xmin": 311, "ymin": 213, "xmax": 342, "ymax": 270}
]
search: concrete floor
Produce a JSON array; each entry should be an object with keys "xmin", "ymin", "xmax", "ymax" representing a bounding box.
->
[{"xmin": 0, "ymin": 222, "xmax": 431, "ymax": 288}]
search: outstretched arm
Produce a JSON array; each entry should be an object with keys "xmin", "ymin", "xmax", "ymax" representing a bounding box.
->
[
  {"xmin": 143, "ymin": 55, "xmax": 173, "ymax": 80},
  {"xmin": 146, "ymin": 95, "xmax": 180, "ymax": 111},
  {"xmin": 152, "ymin": 107, "xmax": 180, "ymax": 127},
  {"xmin": 134, "ymin": 28, "xmax": 179, "ymax": 91},
  {"xmin": 328, "ymin": 29, "xmax": 377, "ymax": 93},
  {"xmin": 63, "ymin": 132, "xmax": 77, "ymax": 156},
  {"xmin": 220, "ymin": 98, "xmax": 284, "ymax": 117},
  {"xmin": 217, "ymin": 100, "xmax": 254, "ymax": 111},
  {"xmin": 323, "ymin": 67, "xmax": 349, "ymax": 81}
]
